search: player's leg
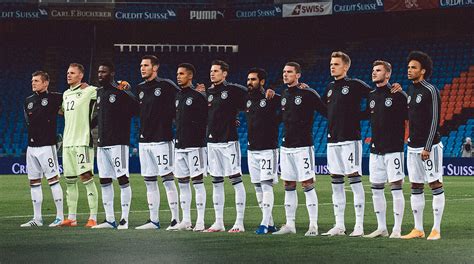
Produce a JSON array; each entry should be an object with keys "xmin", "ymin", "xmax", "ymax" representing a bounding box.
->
[
  {"xmin": 402, "ymin": 148, "xmax": 426, "ymax": 239},
  {"xmin": 60, "ymin": 147, "xmax": 79, "ymax": 227},
  {"xmin": 302, "ymin": 178, "xmax": 318, "ymax": 237},
  {"xmin": 156, "ymin": 142, "xmax": 179, "ymax": 231},
  {"xmin": 365, "ymin": 153, "xmax": 388, "ymax": 238},
  {"xmin": 347, "ymin": 141, "xmax": 364, "ymax": 237},
  {"xmin": 256, "ymin": 179, "xmax": 275, "ymax": 235},
  {"xmin": 93, "ymin": 147, "xmax": 116, "ymax": 229},
  {"xmin": 248, "ymin": 150, "xmax": 265, "ymax": 233},
  {"xmin": 228, "ymin": 142, "xmax": 245, "ymax": 233},
  {"xmin": 427, "ymin": 143, "xmax": 445, "ymax": 240},
  {"xmin": 323, "ymin": 144, "xmax": 346, "ymax": 236},
  {"xmin": 177, "ymin": 177, "xmax": 192, "ymax": 230},
  {"xmin": 22, "ymin": 147, "xmax": 44, "ymax": 227},
  {"xmin": 75, "ymin": 146, "xmax": 98, "ymax": 227},
  {"xmin": 41, "ymin": 146, "xmax": 63, "ymax": 227},
  {"xmin": 115, "ymin": 145, "xmax": 131, "ymax": 230},
  {"xmin": 192, "ymin": 174, "xmax": 206, "ymax": 232},
  {"xmin": 46, "ymin": 176, "xmax": 63, "ymax": 227},
  {"xmin": 387, "ymin": 152, "xmax": 405, "ymax": 238},
  {"xmin": 205, "ymin": 143, "xmax": 225, "ymax": 232},
  {"xmin": 136, "ymin": 144, "xmax": 160, "ymax": 229},
  {"xmin": 273, "ymin": 181, "xmax": 297, "ymax": 235}
]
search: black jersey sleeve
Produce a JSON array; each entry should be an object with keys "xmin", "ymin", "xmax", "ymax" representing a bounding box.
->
[
  {"xmin": 395, "ymin": 90, "xmax": 409, "ymax": 121},
  {"xmin": 233, "ymin": 83, "xmax": 249, "ymax": 110},
  {"xmin": 309, "ymin": 88, "xmax": 327, "ymax": 118},
  {"xmin": 354, "ymin": 79, "xmax": 373, "ymax": 98}
]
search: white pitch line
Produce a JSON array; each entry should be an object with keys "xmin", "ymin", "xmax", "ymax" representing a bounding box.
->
[{"xmin": 1, "ymin": 197, "xmax": 472, "ymax": 220}]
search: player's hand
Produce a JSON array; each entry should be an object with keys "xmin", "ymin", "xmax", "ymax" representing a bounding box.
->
[
  {"xmin": 80, "ymin": 82, "xmax": 89, "ymax": 89},
  {"xmin": 196, "ymin": 83, "xmax": 206, "ymax": 92},
  {"xmin": 298, "ymin": 83, "xmax": 309, "ymax": 89},
  {"xmin": 235, "ymin": 120, "xmax": 240, "ymax": 127},
  {"xmin": 421, "ymin": 150, "xmax": 430, "ymax": 161},
  {"xmin": 265, "ymin": 89, "xmax": 275, "ymax": 99},
  {"xmin": 390, "ymin": 83, "xmax": 402, "ymax": 93},
  {"xmin": 117, "ymin": 80, "xmax": 131, "ymax": 91}
]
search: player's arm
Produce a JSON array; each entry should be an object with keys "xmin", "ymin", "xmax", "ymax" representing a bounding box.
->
[
  {"xmin": 423, "ymin": 87, "xmax": 440, "ymax": 156},
  {"xmin": 233, "ymin": 83, "xmax": 249, "ymax": 110},
  {"xmin": 53, "ymin": 92, "xmax": 64, "ymax": 116},
  {"xmin": 311, "ymin": 89, "xmax": 327, "ymax": 118},
  {"xmin": 360, "ymin": 91, "xmax": 374, "ymax": 120},
  {"xmin": 274, "ymin": 94, "xmax": 283, "ymax": 124},
  {"xmin": 23, "ymin": 100, "xmax": 30, "ymax": 126},
  {"xmin": 89, "ymin": 88, "xmax": 98, "ymax": 129}
]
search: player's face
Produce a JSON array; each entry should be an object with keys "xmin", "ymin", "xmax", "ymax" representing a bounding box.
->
[
  {"xmin": 97, "ymin": 66, "xmax": 114, "ymax": 85},
  {"xmin": 31, "ymin": 76, "xmax": 48, "ymax": 93},
  {"xmin": 407, "ymin": 60, "xmax": 425, "ymax": 82},
  {"xmin": 283, "ymin": 66, "xmax": 300, "ymax": 86},
  {"xmin": 372, "ymin": 65, "xmax": 390, "ymax": 84},
  {"xmin": 141, "ymin": 59, "xmax": 158, "ymax": 80},
  {"xmin": 247, "ymin": 73, "xmax": 264, "ymax": 90},
  {"xmin": 330, "ymin": 57, "xmax": 348, "ymax": 79},
  {"xmin": 210, "ymin": 65, "xmax": 227, "ymax": 84},
  {"xmin": 67, "ymin": 66, "xmax": 83, "ymax": 86},
  {"xmin": 176, "ymin": 67, "xmax": 193, "ymax": 87}
]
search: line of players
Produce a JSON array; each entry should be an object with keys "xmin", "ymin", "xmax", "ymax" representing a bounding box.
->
[{"xmin": 22, "ymin": 50, "xmax": 444, "ymax": 240}]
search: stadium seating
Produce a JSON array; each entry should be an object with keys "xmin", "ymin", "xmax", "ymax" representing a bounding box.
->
[{"xmin": 1, "ymin": 37, "xmax": 472, "ymax": 157}]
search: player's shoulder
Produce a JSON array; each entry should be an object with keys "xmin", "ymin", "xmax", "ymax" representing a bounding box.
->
[
  {"xmin": 350, "ymin": 78, "xmax": 371, "ymax": 88},
  {"xmin": 156, "ymin": 77, "xmax": 180, "ymax": 90},
  {"xmin": 420, "ymin": 80, "xmax": 439, "ymax": 93},
  {"xmin": 302, "ymin": 87, "xmax": 321, "ymax": 97},
  {"xmin": 25, "ymin": 93, "xmax": 36, "ymax": 100},
  {"xmin": 225, "ymin": 81, "xmax": 248, "ymax": 92}
]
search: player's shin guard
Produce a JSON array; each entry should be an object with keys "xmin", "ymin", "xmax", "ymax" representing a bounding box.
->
[
  {"xmin": 101, "ymin": 182, "xmax": 115, "ymax": 222},
  {"xmin": 30, "ymin": 183, "xmax": 43, "ymax": 221},
  {"xmin": 162, "ymin": 175, "xmax": 179, "ymax": 222},
  {"xmin": 284, "ymin": 185, "xmax": 297, "ymax": 228},
  {"xmin": 350, "ymin": 176, "xmax": 365, "ymax": 228},
  {"xmin": 212, "ymin": 177, "xmax": 225, "ymax": 225},
  {"xmin": 432, "ymin": 187, "xmax": 445, "ymax": 232},
  {"xmin": 304, "ymin": 185, "xmax": 318, "ymax": 227},
  {"xmin": 331, "ymin": 176, "xmax": 346, "ymax": 229},
  {"xmin": 231, "ymin": 176, "xmax": 246, "ymax": 226},
  {"xmin": 410, "ymin": 188, "xmax": 425, "ymax": 231},
  {"xmin": 371, "ymin": 183, "xmax": 386, "ymax": 231},
  {"xmin": 193, "ymin": 178, "xmax": 206, "ymax": 225},
  {"xmin": 83, "ymin": 178, "xmax": 98, "ymax": 221},
  {"xmin": 65, "ymin": 177, "xmax": 79, "ymax": 220},
  {"xmin": 254, "ymin": 183, "xmax": 263, "ymax": 213},
  {"xmin": 178, "ymin": 178, "xmax": 192, "ymax": 224},
  {"xmin": 261, "ymin": 181, "xmax": 274, "ymax": 227},
  {"xmin": 49, "ymin": 180, "xmax": 63, "ymax": 220},
  {"xmin": 120, "ymin": 183, "xmax": 132, "ymax": 222},
  {"xmin": 391, "ymin": 185, "xmax": 404, "ymax": 233},
  {"xmin": 145, "ymin": 178, "xmax": 160, "ymax": 222}
]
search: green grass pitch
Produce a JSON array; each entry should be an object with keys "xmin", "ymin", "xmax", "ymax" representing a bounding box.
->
[{"xmin": 0, "ymin": 174, "xmax": 473, "ymax": 263}]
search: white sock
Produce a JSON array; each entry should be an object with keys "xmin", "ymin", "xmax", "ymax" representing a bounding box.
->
[
  {"xmin": 50, "ymin": 182, "xmax": 63, "ymax": 220},
  {"xmin": 391, "ymin": 189, "xmax": 404, "ymax": 232},
  {"xmin": 261, "ymin": 184, "xmax": 274, "ymax": 227},
  {"xmin": 145, "ymin": 181, "xmax": 160, "ymax": 222},
  {"xmin": 304, "ymin": 188, "xmax": 318, "ymax": 227},
  {"xmin": 179, "ymin": 181, "xmax": 192, "ymax": 223},
  {"xmin": 31, "ymin": 185, "xmax": 43, "ymax": 221},
  {"xmin": 233, "ymin": 182, "xmax": 246, "ymax": 226},
  {"xmin": 411, "ymin": 192, "xmax": 425, "ymax": 231},
  {"xmin": 372, "ymin": 188, "xmax": 386, "ymax": 231},
  {"xmin": 193, "ymin": 182, "xmax": 206, "ymax": 225},
  {"xmin": 163, "ymin": 179, "xmax": 179, "ymax": 222},
  {"xmin": 255, "ymin": 185, "xmax": 263, "ymax": 214},
  {"xmin": 331, "ymin": 182, "xmax": 346, "ymax": 229},
  {"xmin": 432, "ymin": 191, "xmax": 445, "ymax": 232},
  {"xmin": 350, "ymin": 181, "xmax": 365, "ymax": 228},
  {"xmin": 284, "ymin": 189, "xmax": 297, "ymax": 228},
  {"xmin": 120, "ymin": 184, "xmax": 132, "ymax": 222},
  {"xmin": 212, "ymin": 181, "xmax": 225, "ymax": 226},
  {"xmin": 101, "ymin": 183, "xmax": 115, "ymax": 222}
]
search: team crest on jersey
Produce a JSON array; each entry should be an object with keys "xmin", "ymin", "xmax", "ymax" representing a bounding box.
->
[
  {"xmin": 407, "ymin": 96, "xmax": 411, "ymax": 104},
  {"xmin": 208, "ymin": 94, "xmax": 214, "ymax": 102},
  {"xmin": 41, "ymin": 98, "xmax": 48, "ymax": 106},
  {"xmin": 76, "ymin": 92, "xmax": 82, "ymax": 98},
  {"xmin": 221, "ymin": 91, "xmax": 228, "ymax": 100},
  {"xmin": 385, "ymin": 98, "xmax": 392, "ymax": 107},
  {"xmin": 186, "ymin": 97, "xmax": 193, "ymax": 106},
  {"xmin": 97, "ymin": 96, "xmax": 101, "ymax": 104},
  {"xmin": 416, "ymin": 94, "xmax": 422, "ymax": 103},
  {"xmin": 109, "ymin": 94, "xmax": 116, "ymax": 103},
  {"xmin": 175, "ymin": 99, "xmax": 179, "ymax": 107},
  {"xmin": 341, "ymin": 86, "xmax": 350, "ymax": 95},
  {"xmin": 27, "ymin": 102, "xmax": 33, "ymax": 109},
  {"xmin": 369, "ymin": 100, "xmax": 375, "ymax": 109},
  {"xmin": 295, "ymin": 96, "xmax": 302, "ymax": 105},
  {"xmin": 327, "ymin": 89, "xmax": 333, "ymax": 97},
  {"xmin": 139, "ymin": 91, "xmax": 144, "ymax": 99},
  {"xmin": 281, "ymin": 98, "xmax": 287, "ymax": 106},
  {"xmin": 259, "ymin": 99, "xmax": 266, "ymax": 108},
  {"xmin": 154, "ymin": 88, "xmax": 161, "ymax": 97},
  {"xmin": 246, "ymin": 100, "xmax": 252, "ymax": 108}
]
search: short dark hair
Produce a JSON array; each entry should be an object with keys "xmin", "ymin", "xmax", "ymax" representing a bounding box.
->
[
  {"xmin": 407, "ymin": 51, "xmax": 433, "ymax": 79},
  {"xmin": 69, "ymin": 63, "xmax": 85, "ymax": 74},
  {"xmin": 142, "ymin": 55, "xmax": 159, "ymax": 66},
  {"xmin": 373, "ymin": 60, "xmax": 392, "ymax": 73},
  {"xmin": 331, "ymin": 51, "xmax": 351, "ymax": 67},
  {"xmin": 32, "ymin": 71, "xmax": 50, "ymax": 82},
  {"xmin": 99, "ymin": 61, "xmax": 115, "ymax": 72},
  {"xmin": 247, "ymin": 67, "xmax": 267, "ymax": 81},
  {"xmin": 211, "ymin": 60, "xmax": 229, "ymax": 73},
  {"xmin": 285, "ymin": 62, "xmax": 301, "ymax": 74},
  {"xmin": 178, "ymin": 63, "xmax": 196, "ymax": 76}
]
